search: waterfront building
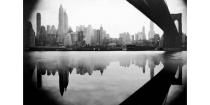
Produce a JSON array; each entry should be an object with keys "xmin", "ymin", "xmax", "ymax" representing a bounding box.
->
[
  {"xmin": 135, "ymin": 32, "xmax": 139, "ymax": 41},
  {"xmin": 46, "ymin": 25, "xmax": 50, "ymax": 34},
  {"xmin": 135, "ymin": 31, "xmax": 146, "ymax": 41},
  {"xmin": 46, "ymin": 25, "xmax": 57, "ymax": 46},
  {"xmin": 96, "ymin": 29, "xmax": 101, "ymax": 46},
  {"xmin": 41, "ymin": 26, "xmax": 47, "ymax": 45},
  {"xmin": 99, "ymin": 25, "xmax": 106, "ymax": 45},
  {"xmin": 64, "ymin": 33, "xmax": 72, "ymax": 47},
  {"xmin": 84, "ymin": 25, "xmax": 93, "ymax": 46},
  {"xmin": 140, "ymin": 26, "xmax": 146, "ymax": 40},
  {"xmin": 119, "ymin": 32, "xmax": 131, "ymax": 45},
  {"xmin": 76, "ymin": 25, "xmax": 91, "ymax": 45},
  {"xmin": 135, "ymin": 26, "xmax": 146, "ymax": 41},
  {"xmin": 50, "ymin": 25, "xmax": 57, "ymax": 34},
  {"xmin": 37, "ymin": 26, "xmax": 47, "ymax": 46},
  {"xmin": 153, "ymin": 34, "xmax": 161, "ymax": 47},
  {"xmin": 70, "ymin": 32, "xmax": 78, "ymax": 46},
  {"xmin": 91, "ymin": 29, "xmax": 98, "ymax": 46},
  {"xmin": 24, "ymin": 21, "xmax": 35, "ymax": 48},
  {"xmin": 131, "ymin": 35, "xmax": 134, "ymax": 42}
]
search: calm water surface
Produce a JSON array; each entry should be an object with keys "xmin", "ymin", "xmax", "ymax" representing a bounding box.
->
[{"xmin": 28, "ymin": 51, "xmax": 186, "ymax": 105}]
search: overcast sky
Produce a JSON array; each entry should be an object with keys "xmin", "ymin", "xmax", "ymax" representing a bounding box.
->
[{"xmin": 30, "ymin": 0, "xmax": 186, "ymax": 38}]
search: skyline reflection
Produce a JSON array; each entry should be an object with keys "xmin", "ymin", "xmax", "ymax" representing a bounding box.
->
[
  {"xmin": 28, "ymin": 51, "xmax": 186, "ymax": 105},
  {"xmin": 32, "ymin": 51, "xmax": 165, "ymax": 96}
]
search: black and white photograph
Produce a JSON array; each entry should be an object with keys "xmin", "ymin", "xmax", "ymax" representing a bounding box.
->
[{"xmin": 22, "ymin": 0, "xmax": 187, "ymax": 105}]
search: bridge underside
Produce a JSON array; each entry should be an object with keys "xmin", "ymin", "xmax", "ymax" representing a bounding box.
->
[{"xmin": 127, "ymin": 0, "xmax": 181, "ymax": 49}]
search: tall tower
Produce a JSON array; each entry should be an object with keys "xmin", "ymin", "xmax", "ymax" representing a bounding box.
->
[
  {"xmin": 150, "ymin": 20, "xmax": 154, "ymax": 31},
  {"xmin": 64, "ymin": 11, "xmax": 68, "ymax": 33},
  {"xmin": 36, "ymin": 13, "xmax": 41, "ymax": 36},
  {"xmin": 58, "ymin": 4, "xmax": 68, "ymax": 44},
  {"xmin": 141, "ymin": 26, "xmax": 146, "ymax": 40},
  {"xmin": 47, "ymin": 25, "xmax": 50, "ymax": 34},
  {"xmin": 99, "ymin": 25, "xmax": 103, "ymax": 45},
  {"xmin": 142, "ymin": 26, "xmax": 145, "ymax": 33},
  {"xmin": 58, "ymin": 5, "xmax": 64, "ymax": 43},
  {"xmin": 148, "ymin": 20, "xmax": 155, "ymax": 40}
]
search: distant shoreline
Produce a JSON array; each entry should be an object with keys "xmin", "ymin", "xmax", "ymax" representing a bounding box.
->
[{"xmin": 25, "ymin": 46, "xmax": 186, "ymax": 51}]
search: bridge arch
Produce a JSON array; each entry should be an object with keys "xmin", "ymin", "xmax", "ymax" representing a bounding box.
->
[{"xmin": 171, "ymin": 13, "xmax": 182, "ymax": 35}]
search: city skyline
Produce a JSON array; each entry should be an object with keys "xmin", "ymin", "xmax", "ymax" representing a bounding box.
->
[
  {"xmin": 30, "ymin": 0, "xmax": 186, "ymax": 38},
  {"xmin": 34, "ymin": 10, "xmax": 158, "ymax": 41},
  {"xmin": 33, "ymin": 8, "xmax": 155, "ymax": 40},
  {"xmin": 27, "ymin": 2, "xmax": 187, "ymax": 50},
  {"xmin": 34, "ymin": 11, "xmax": 163, "ymax": 48}
]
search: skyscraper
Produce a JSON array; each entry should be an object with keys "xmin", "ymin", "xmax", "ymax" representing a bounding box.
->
[
  {"xmin": 148, "ymin": 20, "xmax": 155, "ymax": 40},
  {"xmin": 92, "ymin": 29, "xmax": 98, "ymax": 46},
  {"xmin": 70, "ymin": 32, "xmax": 78, "ymax": 46},
  {"xmin": 36, "ymin": 13, "xmax": 41, "ymax": 36},
  {"xmin": 76, "ymin": 25, "xmax": 85, "ymax": 32},
  {"xmin": 64, "ymin": 33, "xmax": 72, "ymax": 47},
  {"xmin": 140, "ymin": 26, "xmax": 146, "ymax": 40},
  {"xmin": 46, "ymin": 25, "xmax": 50, "ymax": 34},
  {"xmin": 40, "ymin": 26, "xmax": 47, "ymax": 45},
  {"xmin": 24, "ymin": 21, "xmax": 35, "ymax": 48},
  {"xmin": 135, "ymin": 33, "xmax": 139, "ymax": 41},
  {"xmin": 76, "ymin": 25, "xmax": 93, "ymax": 45},
  {"xmin": 119, "ymin": 32, "xmax": 131, "ymax": 45},
  {"xmin": 50, "ymin": 25, "xmax": 56, "ymax": 34},
  {"xmin": 64, "ymin": 11, "xmax": 68, "ymax": 33},
  {"xmin": 85, "ymin": 25, "xmax": 93, "ymax": 45},
  {"xmin": 96, "ymin": 29, "xmax": 101, "ymax": 45},
  {"xmin": 57, "ymin": 5, "xmax": 68, "ymax": 44},
  {"xmin": 131, "ymin": 35, "xmax": 134, "ymax": 42},
  {"xmin": 99, "ymin": 25, "xmax": 107, "ymax": 45}
]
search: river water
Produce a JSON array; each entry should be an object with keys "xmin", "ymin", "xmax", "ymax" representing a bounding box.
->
[{"xmin": 26, "ymin": 51, "xmax": 186, "ymax": 105}]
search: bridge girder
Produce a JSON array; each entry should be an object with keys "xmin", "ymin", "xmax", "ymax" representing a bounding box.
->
[{"xmin": 127, "ymin": 0, "xmax": 182, "ymax": 49}]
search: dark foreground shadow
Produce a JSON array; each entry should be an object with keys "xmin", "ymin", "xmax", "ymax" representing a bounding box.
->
[
  {"xmin": 120, "ymin": 52, "xmax": 186, "ymax": 105},
  {"xmin": 24, "ymin": 54, "xmax": 61, "ymax": 105}
]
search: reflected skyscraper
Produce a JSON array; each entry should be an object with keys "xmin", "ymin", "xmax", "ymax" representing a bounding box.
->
[
  {"xmin": 37, "ymin": 62, "xmax": 46, "ymax": 88},
  {"xmin": 52, "ymin": 68, "xmax": 57, "ymax": 76},
  {"xmin": 148, "ymin": 58, "xmax": 156, "ymax": 79},
  {"xmin": 134, "ymin": 56, "xmax": 147, "ymax": 73},
  {"xmin": 37, "ymin": 68, "xmax": 42, "ymax": 88},
  {"xmin": 68, "ymin": 67, "xmax": 73, "ymax": 74},
  {"xmin": 76, "ymin": 62, "xmax": 88, "ymax": 75},
  {"xmin": 94, "ymin": 65, "xmax": 106, "ymax": 75},
  {"xmin": 58, "ymin": 69, "xmax": 69, "ymax": 96},
  {"xmin": 47, "ymin": 69, "xmax": 52, "ymax": 75}
]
